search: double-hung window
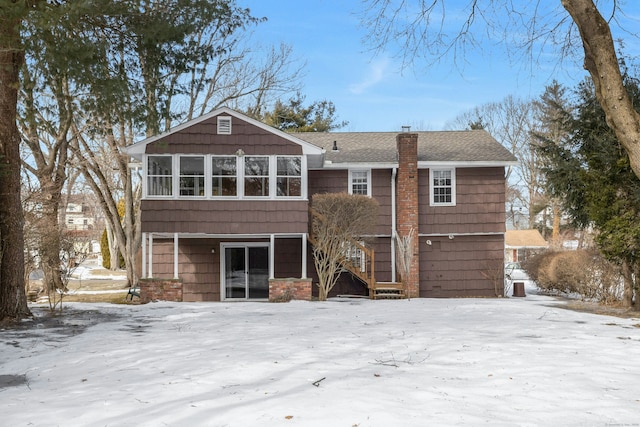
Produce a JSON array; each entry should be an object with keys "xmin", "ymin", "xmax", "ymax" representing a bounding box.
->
[
  {"xmin": 276, "ymin": 156, "xmax": 302, "ymax": 197},
  {"xmin": 430, "ymin": 168, "xmax": 456, "ymax": 206},
  {"xmin": 147, "ymin": 155, "xmax": 173, "ymax": 196},
  {"xmin": 179, "ymin": 156, "xmax": 205, "ymax": 196},
  {"xmin": 212, "ymin": 156, "xmax": 237, "ymax": 196},
  {"xmin": 349, "ymin": 169, "xmax": 371, "ymax": 196},
  {"xmin": 244, "ymin": 156, "xmax": 270, "ymax": 197}
]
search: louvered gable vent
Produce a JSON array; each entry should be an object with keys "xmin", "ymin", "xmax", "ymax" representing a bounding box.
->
[{"xmin": 217, "ymin": 116, "xmax": 232, "ymax": 135}]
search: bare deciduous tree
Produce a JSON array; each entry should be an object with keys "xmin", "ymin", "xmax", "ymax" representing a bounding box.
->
[
  {"xmin": 310, "ymin": 193, "xmax": 379, "ymax": 301},
  {"xmin": 394, "ymin": 228, "xmax": 415, "ymax": 300},
  {"xmin": 19, "ymin": 33, "xmax": 76, "ymax": 295},
  {"xmin": 447, "ymin": 95, "xmax": 544, "ymax": 229},
  {"xmin": 360, "ymin": 0, "xmax": 640, "ymax": 181},
  {"xmin": 68, "ymin": 3, "xmax": 304, "ymax": 290}
]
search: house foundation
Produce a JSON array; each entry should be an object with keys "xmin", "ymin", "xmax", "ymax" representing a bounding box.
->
[
  {"xmin": 140, "ymin": 278, "xmax": 183, "ymax": 303},
  {"xmin": 269, "ymin": 278, "xmax": 312, "ymax": 302}
]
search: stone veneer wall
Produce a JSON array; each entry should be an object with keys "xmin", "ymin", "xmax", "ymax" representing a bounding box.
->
[
  {"xmin": 269, "ymin": 278, "xmax": 312, "ymax": 302},
  {"xmin": 140, "ymin": 278, "xmax": 183, "ymax": 303}
]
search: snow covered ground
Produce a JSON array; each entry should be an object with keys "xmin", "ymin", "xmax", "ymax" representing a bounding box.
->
[{"xmin": 2, "ymin": 287, "xmax": 639, "ymax": 426}]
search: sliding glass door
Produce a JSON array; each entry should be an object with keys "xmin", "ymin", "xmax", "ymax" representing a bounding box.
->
[{"xmin": 223, "ymin": 244, "xmax": 269, "ymax": 300}]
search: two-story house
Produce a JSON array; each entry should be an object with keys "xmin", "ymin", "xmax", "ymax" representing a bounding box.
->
[
  {"xmin": 125, "ymin": 107, "xmax": 517, "ymax": 302},
  {"xmin": 64, "ymin": 198, "xmax": 96, "ymax": 231}
]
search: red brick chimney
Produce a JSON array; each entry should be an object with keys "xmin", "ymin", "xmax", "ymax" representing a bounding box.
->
[{"xmin": 396, "ymin": 133, "xmax": 420, "ymax": 298}]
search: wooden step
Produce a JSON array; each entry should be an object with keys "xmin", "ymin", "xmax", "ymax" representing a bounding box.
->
[{"xmin": 372, "ymin": 282, "xmax": 406, "ymax": 300}]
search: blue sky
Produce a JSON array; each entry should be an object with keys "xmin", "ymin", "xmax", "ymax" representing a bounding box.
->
[{"xmin": 242, "ymin": 1, "xmax": 640, "ymax": 132}]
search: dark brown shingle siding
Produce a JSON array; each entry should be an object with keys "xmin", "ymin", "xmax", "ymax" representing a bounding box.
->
[
  {"xmin": 146, "ymin": 115, "xmax": 303, "ymax": 156},
  {"xmin": 420, "ymin": 167, "xmax": 506, "ymax": 235},
  {"xmin": 420, "ymin": 234, "xmax": 504, "ymax": 297},
  {"xmin": 142, "ymin": 200, "xmax": 309, "ymax": 234}
]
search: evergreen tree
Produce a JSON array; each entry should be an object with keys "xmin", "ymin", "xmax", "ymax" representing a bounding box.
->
[
  {"xmin": 532, "ymin": 81, "xmax": 572, "ymax": 244},
  {"xmin": 261, "ymin": 93, "xmax": 348, "ymax": 132},
  {"xmin": 536, "ymin": 73, "xmax": 640, "ymax": 307}
]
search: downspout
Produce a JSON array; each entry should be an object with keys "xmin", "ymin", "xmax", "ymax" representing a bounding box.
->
[
  {"xmin": 391, "ymin": 166, "xmax": 397, "ymax": 283},
  {"xmin": 141, "ymin": 232, "xmax": 147, "ymax": 278}
]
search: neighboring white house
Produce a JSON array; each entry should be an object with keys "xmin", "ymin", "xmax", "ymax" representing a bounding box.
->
[{"xmin": 65, "ymin": 201, "xmax": 95, "ymax": 231}]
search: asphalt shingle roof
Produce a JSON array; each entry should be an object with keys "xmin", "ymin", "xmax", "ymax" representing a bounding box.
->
[
  {"xmin": 505, "ymin": 229, "xmax": 548, "ymax": 248},
  {"xmin": 291, "ymin": 130, "xmax": 517, "ymax": 164}
]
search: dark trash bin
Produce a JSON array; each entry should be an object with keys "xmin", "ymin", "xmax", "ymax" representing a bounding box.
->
[{"xmin": 513, "ymin": 282, "xmax": 526, "ymax": 297}]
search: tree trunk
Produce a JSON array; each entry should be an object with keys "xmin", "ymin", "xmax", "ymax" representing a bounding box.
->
[
  {"xmin": 105, "ymin": 222, "xmax": 119, "ymax": 271},
  {"xmin": 621, "ymin": 259, "xmax": 634, "ymax": 308},
  {"xmin": 0, "ymin": 8, "xmax": 31, "ymax": 321},
  {"xmin": 37, "ymin": 196, "xmax": 65, "ymax": 293},
  {"xmin": 551, "ymin": 201, "xmax": 561, "ymax": 249},
  {"xmin": 122, "ymin": 164, "xmax": 141, "ymax": 287},
  {"xmin": 562, "ymin": 0, "xmax": 640, "ymax": 179}
]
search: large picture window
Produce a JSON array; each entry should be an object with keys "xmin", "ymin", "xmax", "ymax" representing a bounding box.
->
[
  {"xmin": 179, "ymin": 156, "xmax": 205, "ymax": 196},
  {"xmin": 212, "ymin": 156, "xmax": 237, "ymax": 196},
  {"xmin": 147, "ymin": 155, "xmax": 173, "ymax": 196},
  {"xmin": 430, "ymin": 168, "xmax": 456, "ymax": 206},
  {"xmin": 244, "ymin": 156, "xmax": 269, "ymax": 197},
  {"xmin": 276, "ymin": 156, "xmax": 301, "ymax": 197}
]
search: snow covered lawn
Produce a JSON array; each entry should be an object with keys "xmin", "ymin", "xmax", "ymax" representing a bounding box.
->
[{"xmin": 2, "ymin": 291, "xmax": 639, "ymax": 426}]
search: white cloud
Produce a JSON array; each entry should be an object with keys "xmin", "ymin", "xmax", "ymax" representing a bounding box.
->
[{"xmin": 348, "ymin": 58, "xmax": 390, "ymax": 94}]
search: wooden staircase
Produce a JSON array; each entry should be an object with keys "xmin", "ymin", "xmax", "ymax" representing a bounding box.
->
[{"xmin": 309, "ymin": 208, "xmax": 406, "ymax": 299}]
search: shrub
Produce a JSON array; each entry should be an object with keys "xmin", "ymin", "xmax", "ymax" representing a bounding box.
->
[
  {"xmin": 523, "ymin": 250, "xmax": 624, "ymax": 304},
  {"xmin": 101, "ymin": 229, "xmax": 110, "ymax": 269},
  {"xmin": 100, "ymin": 228, "xmax": 125, "ymax": 269}
]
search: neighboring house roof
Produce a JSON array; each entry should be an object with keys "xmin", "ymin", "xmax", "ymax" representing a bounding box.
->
[
  {"xmin": 291, "ymin": 130, "xmax": 518, "ymax": 167},
  {"xmin": 505, "ymin": 229, "xmax": 548, "ymax": 248},
  {"xmin": 124, "ymin": 107, "xmax": 325, "ymax": 160}
]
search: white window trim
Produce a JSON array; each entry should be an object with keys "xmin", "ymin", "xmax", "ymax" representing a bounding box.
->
[
  {"xmin": 211, "ymin": 155, "xmax": 240, "ymax": 199},
  {"xmin": 178, "ymin": 155, "xmax": 206, "ymax": 198},
  {"xmin": 429, "ymin": 167, "xmax": 456, "ymax": 206},
  {"xmin": 243, "ymin": 155, "xmax": 271, "ymax": 199},
  {"xmin": 143, "ymin": 154, "xmax": 306, "ymax": 200},
  {"xmin": 275, "ymin": 155, "xmax": 304, "ymax": 199},
  {"xmin": 145, "ymin": 154, "xmax": 174, "ymax": 198},
  {"xmin": 348, "ymin": 169, "xmax": 371, "ymax": 197}
]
